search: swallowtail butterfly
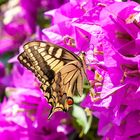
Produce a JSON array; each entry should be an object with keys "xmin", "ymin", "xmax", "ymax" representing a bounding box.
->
[{"xmin": 18, "ymin": 41, "xmax": 86, "ymax": 119}]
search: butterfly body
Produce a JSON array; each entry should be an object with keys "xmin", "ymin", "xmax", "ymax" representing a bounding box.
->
[{"xmin": 18, "ymin": 41, "xmax": 85, "ymax": 118}]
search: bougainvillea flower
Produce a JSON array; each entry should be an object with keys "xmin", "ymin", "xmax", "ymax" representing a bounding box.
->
[
  {"xmin": 100, "ymin": 1, "xmax": 140, "ymax": 57},
  {"xmin": 81, "ymin": 1, "xmax": 140, "ymax": 139},
  {"xmin": 0, "ymin": 62, "xmax": 6, "ymax": 101},
  {"xmin": 0, "ymin": 62, "xmax": 5, "ymax": 78},
  {"xmin": 44, "ymin": 0, "xmax": 69, "ymax": 10}
]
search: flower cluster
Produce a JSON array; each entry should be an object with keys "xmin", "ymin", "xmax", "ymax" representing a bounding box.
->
[
  {"xmin": 1, "ymin": 0, "xmax": 140, "ymax": 140},
  {"xmin": 40, "ymin": 0, "xmax": 140, "ymax": 139}
]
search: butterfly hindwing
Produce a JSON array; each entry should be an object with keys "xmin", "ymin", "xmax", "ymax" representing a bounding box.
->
[{"xmin": 18, "ymin": 41, "xmax": 85, "ymax": 118}]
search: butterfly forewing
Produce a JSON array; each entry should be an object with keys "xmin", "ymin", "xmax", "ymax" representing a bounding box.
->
[
  {"xmin": 18, "ymin": 52, "xmax": 33, "ymax": 71},
  {"xmin": 18, "ymin": 52, "xmax": 45, "ymax": 82},
  {"xmin": 18, "ymin": 41, "xmax": 85, "ymax": 118}
]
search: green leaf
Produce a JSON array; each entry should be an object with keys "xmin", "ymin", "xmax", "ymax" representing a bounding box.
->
[
  {"xmin": 0, "ymin": 52, "xmax": 13, "ymax": 74},
  {"xmin": 0, "ymin": 0, "xmax": 8, "ymax": 5},
  {"xmin": 84, "ymin": 113, "xmax": 92, "ymax": 134},
  {"xmin": 72, "ymin": 105, "xmax": 92, "ymax": 137},
  {"xmin": 73, "ymin": 94, "xmax": 85, "ymax": 103}
]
